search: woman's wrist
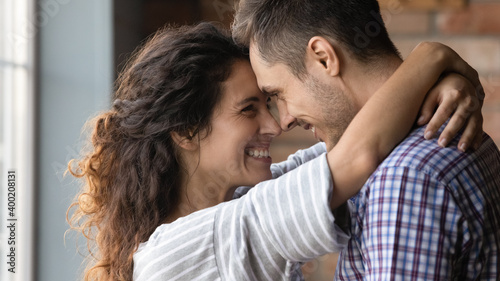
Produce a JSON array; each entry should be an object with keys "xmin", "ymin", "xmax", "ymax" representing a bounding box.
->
[{"xmin": 410, "ymin": 42, "xmax": 448, "ymax": 76}]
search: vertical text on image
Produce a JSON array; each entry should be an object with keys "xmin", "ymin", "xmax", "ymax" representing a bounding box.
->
[{"xmin": 6, "ymin": 171, "xmax": 17, "ymax": 274}]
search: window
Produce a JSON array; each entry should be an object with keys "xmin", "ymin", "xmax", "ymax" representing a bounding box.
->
[{"xmin": 0, "ymin": 1, "xmax": 36, "ymax": 281}]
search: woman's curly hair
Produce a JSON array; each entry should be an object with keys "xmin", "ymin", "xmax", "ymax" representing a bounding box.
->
[{"xmin": 67, "ymin": 23, "xmax": 248, "ymax": 280}]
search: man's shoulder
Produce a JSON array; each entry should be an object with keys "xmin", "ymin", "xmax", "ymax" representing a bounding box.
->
[{"xmin": 376, "ymin": 125, "xmax": 500, "ymax": 183}]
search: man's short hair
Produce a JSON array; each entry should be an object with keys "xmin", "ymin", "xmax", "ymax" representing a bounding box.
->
[{"xmin": 232, "ymin": 0, "xmax": 401, "ymax": 77}]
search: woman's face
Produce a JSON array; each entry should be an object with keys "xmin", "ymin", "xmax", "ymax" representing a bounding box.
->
[{"xmin": 197, "ymin": 60, "xmax": 282, "ymax": 196}]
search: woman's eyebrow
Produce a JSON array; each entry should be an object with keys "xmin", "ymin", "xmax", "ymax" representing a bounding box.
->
[{"xmin": 236, "ymin": 96, "xmax": 260, "ymax": 106}]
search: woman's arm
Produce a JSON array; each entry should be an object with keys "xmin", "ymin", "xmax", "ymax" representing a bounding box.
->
[
  {"xmin": 270, "ymin": 142, "xmax": 326, "ymax": 178},
  {"xmin": 328, "ymin": 42, "xmax": 483, "ymax": 210}
]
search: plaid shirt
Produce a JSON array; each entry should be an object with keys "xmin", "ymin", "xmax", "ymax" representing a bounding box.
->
[{"xmin": 335, "ymin": 126, "xmax": 500, "ymax": 280}]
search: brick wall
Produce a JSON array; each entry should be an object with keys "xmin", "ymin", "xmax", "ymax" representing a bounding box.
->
[{"xmin": 385, "ymin": 0, "xmax": 500, "ymax": 152}]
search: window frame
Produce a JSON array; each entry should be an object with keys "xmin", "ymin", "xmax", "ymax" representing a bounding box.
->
[{"xmin": 0, "ymin": 1, "xmax": 36, "ymax": 281}]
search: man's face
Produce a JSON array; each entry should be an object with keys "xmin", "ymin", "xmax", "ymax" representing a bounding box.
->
[{"xmin": 249, "ymin": 45, "xmax": 357, "ymax": 150}]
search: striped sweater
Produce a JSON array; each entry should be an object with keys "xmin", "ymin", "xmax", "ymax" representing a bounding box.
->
[{"xmin": 132, "ymin": 143, "xmax": 349, "ymax": 281}]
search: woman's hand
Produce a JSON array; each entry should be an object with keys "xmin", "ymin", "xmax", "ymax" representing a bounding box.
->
[
  {"xmin": 418, "ymin": 73, "xmax": 483, "ymax": 152},
  {"xmin": 411, "ymin": 42, "xmax": 485, "ymax": 152}
]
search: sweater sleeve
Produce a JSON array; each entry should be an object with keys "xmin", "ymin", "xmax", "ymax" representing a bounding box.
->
[
  {"xmin": 271, "ymin": 142, "xmax": 327, "ymax": 179},
  {"xmin": 133, "ymin": 151, "xmax": 349, "ymax": 281},
  {"xmin": 214, "ymin": 153, "xmax": 349, "ymax": 281}
]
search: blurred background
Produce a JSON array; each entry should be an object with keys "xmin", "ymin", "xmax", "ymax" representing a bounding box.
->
[{"xmin": 0, "ymin": 0, "xmax": 498, "ymax": 280}]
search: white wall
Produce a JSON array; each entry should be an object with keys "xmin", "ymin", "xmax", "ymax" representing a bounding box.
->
[{"xmin": 37, "ymin": 0, "xmax": 113, "ymax": 280}]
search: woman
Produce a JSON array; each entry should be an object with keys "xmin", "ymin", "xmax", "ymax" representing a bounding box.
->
[{"xmin": 67, "ymin": 23, "xmax": 483, "ymax": 280}]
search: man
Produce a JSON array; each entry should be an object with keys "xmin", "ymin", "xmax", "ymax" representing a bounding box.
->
[{"xmin": 233, "ymin": 0, "xmax": 500, "ymax": 279}]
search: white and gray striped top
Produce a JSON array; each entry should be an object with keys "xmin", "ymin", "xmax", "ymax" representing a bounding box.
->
[{"xmin": 133, "ymin": 143, "xmax": 349, "ymax": 281}]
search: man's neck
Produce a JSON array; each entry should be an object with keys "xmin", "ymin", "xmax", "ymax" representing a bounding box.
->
[{"xmin": 346, "ymin": 56, "xmax": 403, "ymax": 110}]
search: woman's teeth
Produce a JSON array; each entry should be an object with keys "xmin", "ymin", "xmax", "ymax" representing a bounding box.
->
[{"xmin": 246, "ymin": 149, "xmax": 270, "ymax": 158}]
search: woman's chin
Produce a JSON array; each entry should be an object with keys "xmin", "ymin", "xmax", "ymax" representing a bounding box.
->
[
  {"xmin": 252, "ymin": 170, "xmax": 273, "ymax": 185},
  {"xmin": 239, "ymin": 169, "xmax": 272, "ymax": 188}
]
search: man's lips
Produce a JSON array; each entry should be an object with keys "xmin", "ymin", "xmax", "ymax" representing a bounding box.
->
[
  {"xmin": 311, "ymin": 126, "xmax": 318, "ymax": 139},
  {"xmin": 301, "ymin": 123, "xmax": 319, "ymax": 140}
]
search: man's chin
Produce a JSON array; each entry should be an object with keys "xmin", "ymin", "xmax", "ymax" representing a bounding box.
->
[
  {"xmin": 322, "ymin": 139, "xmax": 333, "ymax": 151},
  {"xmin": 323, "ymin": 136, "xmax": 341, "ymax": 151},
  {"xmin": 313, "ymin": 129, "xmax": 327, "ymax": 147},
  {"xmin": 314, "ymin": 128, "xmax": 341, "ymax": 151}
]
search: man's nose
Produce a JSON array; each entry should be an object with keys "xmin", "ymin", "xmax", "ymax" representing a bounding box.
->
[
  {"xmin": 280, "ymin": 112, "xmax": 298, "ymax": 132},
  {"xmin": 277, "ymin": 101, "xmax": 297, "ymax": 131}
]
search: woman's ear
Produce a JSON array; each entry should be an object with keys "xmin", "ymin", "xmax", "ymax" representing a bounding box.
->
[
  {"xmin": 306, "ymin": 36, "xmax": 341, "ymax": 77},
  {"xmin": 170, "ymin": 131, "xmax": 198, "ymax": 151}
]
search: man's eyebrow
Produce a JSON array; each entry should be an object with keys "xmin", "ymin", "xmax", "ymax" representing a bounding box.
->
[
  {"xmin": 261, "ymin": 86, "xmax": 281, "ymax": 96},
  {"xmin": 236, "ymin": 96, "xmax": 260, "ymax": 106}
]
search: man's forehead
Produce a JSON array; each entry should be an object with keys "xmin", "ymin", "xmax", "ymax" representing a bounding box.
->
[
  {"xmin": 248, "ymin": 43, "xmax": 265, "ymax": 66},
  {"xmin": 248, "ymin": 42, "xmax": 288, "ymax": 94},
  {"xmin": 249, "ymin": 64, "xmax": 281, "ymax": 94},
  {"xmin": 248, "ymin": 44, "xmax": 269, "ymax": 86},
  {"xmin": 249, "ymin": 42, "xmax": 275, "ymax": 68}
]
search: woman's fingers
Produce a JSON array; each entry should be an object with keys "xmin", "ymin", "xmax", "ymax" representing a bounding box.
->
[
  {"xmin": 437, "ymin": 96, "xmax": 475, "ymax": 149},
  {"xmin": 424, "ymin": 92, "xmax": 458, "ymax": 141},
  {"xmin": 413, "ymin": 43, "xmax": 485, "ymax": 151},
  {"xmin": 422, "ymin": 73, "xmax": 484, "ymax": 151},
  {"xmin": 418, "ymin": 85, "xmax": 439, "ymax": 126}
]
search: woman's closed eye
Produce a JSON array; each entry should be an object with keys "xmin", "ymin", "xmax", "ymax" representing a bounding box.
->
[
  {"xmin": 241, "ymin": 104, "xmax": 256, "ymax": 112},
  {"xmin": 241, "ymin": 104, "xmax": 258, "ymax": 117}
]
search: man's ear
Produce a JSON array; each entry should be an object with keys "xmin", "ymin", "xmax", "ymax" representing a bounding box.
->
[
  {"xmin": 170, "ymin": 131, "xmax": 198, "ymax": 151},
  {"xmin": 306, "ymin": 36, "xmax": 341, "ymax": 77}
]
